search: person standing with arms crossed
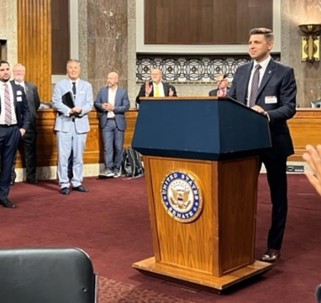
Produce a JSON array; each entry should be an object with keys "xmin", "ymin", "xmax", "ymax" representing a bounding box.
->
[
  {"xmin": 0, "ymin": 60, "xmax": 30, "ymax": 207},
  {"xmin": 228, "ymin": 28, "xmax": 297, "ymax": 262},
  {"xmin": 52, "ymin": 59, "xmax": 93, "ymax": 195},
  {"xmin": 11, "ymin": 63, "xmax": 41, "ymax": 184},
  {"xmin": 94, "ymin": 72, "xmax": 130, "ymax": 178}
]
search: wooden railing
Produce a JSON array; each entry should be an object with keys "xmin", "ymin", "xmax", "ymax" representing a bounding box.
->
[
  {"xmin": 15, "ymin": 109, "xmax": 139, "ymax": 168},
  {"xmin": 15, "ymin": 108, "xmax": 321, "ymax": 168},
  {"xmin": 288, "ymin": 109, "xmax": 321, "ymax": 161}
]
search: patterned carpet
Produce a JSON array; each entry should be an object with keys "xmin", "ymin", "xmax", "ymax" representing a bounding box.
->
[
  {"xmin": 99, "ymin": 277, "xmax": 196, "ymax": 303},
  {"xmin": 1, "ymin": 176, "xmax": 320, "ymax": 302}
]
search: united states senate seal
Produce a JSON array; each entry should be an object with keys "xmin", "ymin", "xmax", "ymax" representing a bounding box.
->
[{"xmin": 161, "ymin": 171, "xmax": 203, "ymax": 223}]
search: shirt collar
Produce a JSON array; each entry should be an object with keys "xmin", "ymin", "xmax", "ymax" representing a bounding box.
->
[{"xmin": 253, "ymin": 56, "xmax": 271, "ymax": 70}]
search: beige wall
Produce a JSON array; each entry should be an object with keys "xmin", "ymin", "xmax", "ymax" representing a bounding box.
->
[{"xmin": 281, "ymin": 0, "xmax": 321, "ymax": 107}]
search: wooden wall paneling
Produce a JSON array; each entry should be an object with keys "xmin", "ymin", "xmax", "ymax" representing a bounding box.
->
[
  {"xmin": 287, "ymin": 109, "xmax": 321, "ymax": 162},
  {"xmin": 0, "ymin": 40, "xmax": 7, "ymax": 60},
  {"xmin": 144, "ymin": 0, "xmax": 273, "ymax": 45},
  {"xmin": 17, "ymin": 0, "xmax": 52, "ymax": 102},
  {"xmin": 51, "ymin": 0, "xmax": 70, "ymax": 75}
]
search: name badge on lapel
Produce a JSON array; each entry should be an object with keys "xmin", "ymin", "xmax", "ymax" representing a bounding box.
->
[
  {"xmin": 265, "ymin": 96, "xmax": 277, "ymax": 104},
  {"xmin": 16, "ymin": 90, "xmax": 23, "ymax": 102}
]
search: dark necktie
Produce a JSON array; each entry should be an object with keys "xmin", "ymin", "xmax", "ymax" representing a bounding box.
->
[
  {"xmin": 4, "ymin": 83, "xmax": 12, "ymax": 125},
  {"xmin": 72, "ymin": 82, "xmax": 76, "ymax": 98},
  {"xmin": 249, "ymin": 64, "xmax": 261, "ymax": 107}
]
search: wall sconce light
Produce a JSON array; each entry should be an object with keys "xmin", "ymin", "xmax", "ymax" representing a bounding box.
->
[{"xmin": 298, "ymin": 24, "xmax": 321, "ymax": 63}]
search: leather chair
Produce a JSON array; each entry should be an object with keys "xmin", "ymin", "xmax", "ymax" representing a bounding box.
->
[{"xmin": 0, "ymin": 247, "xmax": 97, "ymax": 303}]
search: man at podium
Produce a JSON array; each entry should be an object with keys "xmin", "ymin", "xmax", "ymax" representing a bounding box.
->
[{"xmin": 228, "ymin": 28, "xmax": 297, "ymax": 263}]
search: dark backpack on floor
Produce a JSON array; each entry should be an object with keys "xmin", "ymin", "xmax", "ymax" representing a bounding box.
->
[{"xmin": 122, "ymin": 147, "xmax": 144, "ymax": 178}]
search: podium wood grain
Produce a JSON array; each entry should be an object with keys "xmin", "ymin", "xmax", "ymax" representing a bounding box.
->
[{"xmin": 133, "ymin": 155, "xmax": 273, "ymax": 290}]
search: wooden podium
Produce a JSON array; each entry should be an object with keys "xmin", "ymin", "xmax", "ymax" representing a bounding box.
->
[{"xmin": 132, "ymin": 97, "xmax": 273, "ymax": 291}]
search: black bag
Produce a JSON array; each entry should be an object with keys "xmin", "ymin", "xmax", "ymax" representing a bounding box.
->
[{"xmin": 122, "ymin": 147, "xmax": 144, "ymax": 178}]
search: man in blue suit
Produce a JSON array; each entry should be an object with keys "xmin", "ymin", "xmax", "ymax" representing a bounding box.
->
[
  {"xmin": 0, "ymin": 60, "xmax": 30, "ymax": 208},
  {"xmin": 52, "ymin": 59, "xmax": 93, "ymax": 195},
  {"xmin": 228, "ymin": 28, "xmax": 297, "ymax": 262},
  {"xmin": 94, "ymin": 72, "xmax": 130, "ymax": 178}
]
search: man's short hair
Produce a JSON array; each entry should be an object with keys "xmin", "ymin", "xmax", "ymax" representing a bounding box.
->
[
  {"xmin": 0, "ymin": 60, "xmax": 9, "ymax": 67},
  {"xmin": 249, "ymin": 28, "xmax": 274, "ymax": 42}
]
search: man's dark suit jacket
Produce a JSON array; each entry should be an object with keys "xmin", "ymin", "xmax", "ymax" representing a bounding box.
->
[
  {"xmin": 136, "ymin": 81, "xmax": 177, "ymax": 104},
  {"xmin": 0, "ymin": 82, "xmax": 30, "ymax": 130},
  {"xmin": 11, "ymin": 80, "xmax": 40, "ymax": 130},
  {"xmin": 228, "ymin": 58, "xmax": 296, "ymax": 159}
]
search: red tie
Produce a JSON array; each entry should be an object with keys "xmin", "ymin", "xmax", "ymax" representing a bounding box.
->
[{"xmin": 4, "ymin": 83, "xmax": 12, "ymax": 125}]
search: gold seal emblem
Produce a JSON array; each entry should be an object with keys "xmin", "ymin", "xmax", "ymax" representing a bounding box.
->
[{"xmin": 161, "ymin": 171, "xmax": 203, "ymax": 223}]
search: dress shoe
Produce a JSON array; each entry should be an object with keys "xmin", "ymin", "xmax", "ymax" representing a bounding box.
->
[
  {"xmin": 0, "ymin": 199, "xmax": 17, "ymax": 208},
  {"xmin": 261, "ymin": 249, "xmax": 280, "ymax": 262},
  {"xmin": 60, "ymin": 187, "xmax": 70, "ymax": 195},
  {"xmin": 72, "ymin": 185, "xmax": 88, "ymax": 192}
]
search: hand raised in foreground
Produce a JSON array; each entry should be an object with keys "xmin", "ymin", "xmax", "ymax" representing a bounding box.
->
[{"xmin": 302, "ymin": 144, "xmax": 321, "ymax": 196}]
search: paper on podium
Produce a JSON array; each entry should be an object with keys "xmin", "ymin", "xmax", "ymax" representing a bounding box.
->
[{"xmin": 62, "ymin": 91, "xmax": 75, "ymax": 108}]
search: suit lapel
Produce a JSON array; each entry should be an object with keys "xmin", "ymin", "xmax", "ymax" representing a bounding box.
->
[
  {"xmin": 163, "ymin": 82, "xmax": 169, "ymax": 96},
  {"xmin": 239, "ymin": 64, "xmax": 253, "ymax": 104},
  {"xmin": 257, "ymin": 60, "xmax": 276, "ymax": 97}
]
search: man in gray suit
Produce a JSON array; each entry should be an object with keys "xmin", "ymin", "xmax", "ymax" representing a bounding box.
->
[
  {"xmin": 52, "ymin": 59, "xmax": 93, "ymax": 195},
  {"xmin": 94, "ymin": 72, "xmax": 130, "ymax": 178},
  {"xmin": 11, "ymin": 63, "xmax": 41, "ymax": 184}
]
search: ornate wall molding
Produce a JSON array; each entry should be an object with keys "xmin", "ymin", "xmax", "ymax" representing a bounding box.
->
[{"xmin": 136, "ymin": 54, "xmax": 280, "ymax": 83}]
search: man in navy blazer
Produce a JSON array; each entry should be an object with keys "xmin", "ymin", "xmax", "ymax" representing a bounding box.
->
[
  {"xmin": 0, "ymin": 60, "xmax": 30, "ymax": 208},
  {"xmin": 136, "ymin": 68, "xmax": 177, "ymax": 105},
  {"xmin": 94, "ymin": 72, "xmax": 130, "ymax": 178},
  {"xmin": 228, "ymin": 28, "xmax": 297, "ymax": 262},
  {"xmin": 52, "ymin": 59, "xmax": 93, "ymax": 195}
]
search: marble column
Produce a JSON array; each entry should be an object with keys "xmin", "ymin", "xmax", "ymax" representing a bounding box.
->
[{"xmin": 84, "ymin": 0, "xmax": 129, "ymax": 102}]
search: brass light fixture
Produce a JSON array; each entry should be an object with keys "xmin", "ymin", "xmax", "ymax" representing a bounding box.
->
[{"xmin": 298, "ymin": 24, "xmax": 321, "ymax": 63}]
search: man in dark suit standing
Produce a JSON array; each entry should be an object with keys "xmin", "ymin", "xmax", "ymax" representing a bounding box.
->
[
  {"xmin": 11, "ymin": 63, "xmax": 41, "ymax": 184},
  {"xmin": 228, "ymin": 28, "xmax": 297, "ymax": 262},
  {"xmin": 0, "ymin": 60, "xmax": 30, "ymax": 208},
  {"xmin": 136, "ymin": 68, "xmax": 177, "ymax": 105}
]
